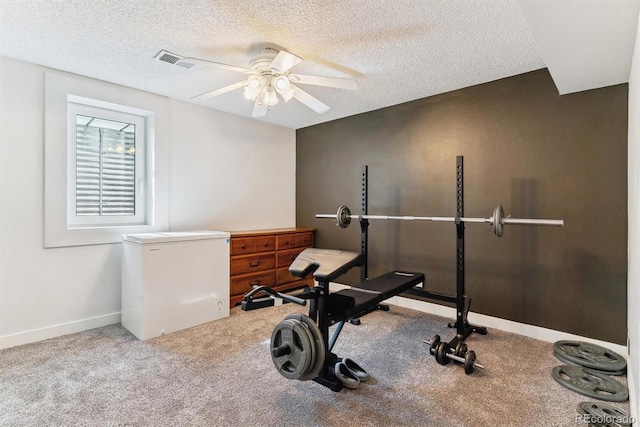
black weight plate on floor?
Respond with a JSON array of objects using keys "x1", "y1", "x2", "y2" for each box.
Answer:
[
  {"x1": 552, "y1": 365, "x2": 628, "y2": 402},
  {"x1": 270, "y1": 319, "x2": 314, "y2": 380},
  {"x1": 577, "y1": 402, "x2": 631, "y2": 427},
  {"x1": 554, "y1": 341, "x2": 626, "y2": 372},
  {"x1": 554, "y1": 350, "x2": 627, "y2": 376},
  {"x1": 285, "y1": 313, "x2": 325, "y2": 381}
]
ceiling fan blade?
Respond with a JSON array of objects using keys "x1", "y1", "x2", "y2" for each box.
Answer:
[
  {"x1": 291, "y1": 85, "x2": 330, "y2": 114},
  {"x1": 288, "y1": 74, "x2": 358, "y2": 91},
  {"x1": 190, "y1": 80, "x2": 248, "y2": 101},
  {"x1": 252, "y1": 93, "x2": 268, "y2": 117},
  {"x1": 179, "y1": 57, "x2": 253, "y2": 74},
  {"x1": 270, "y1": 50, "x2": 303, "y2": 74}
]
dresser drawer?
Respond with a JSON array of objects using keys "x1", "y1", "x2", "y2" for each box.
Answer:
[
  {"x1": 254, "y1": 236, "x2": 276, "y2": 252},
  {"x1": 231, "y1": 236, "x2": 276, "y2": 255},
  {"x1": 276, "y1": 247, "x2": 307, "y2": 268},
  {"x1": 230, "y1": 253, "x2": 275, "y2": 275},
  {"x1": 231, "y1": 237, "x2": 255, "y2": 256},
  {"x1": 295, "y1": 232, "x2": 313, "y2": 248},
  {"x1": 276, "y1": 234, "x2": 296, "y2": 250},
  {"x1": 231, "y1": 271, "x2": 275, "y2": 296}
]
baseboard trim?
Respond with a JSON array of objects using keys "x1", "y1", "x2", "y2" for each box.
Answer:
[
  {"x1": 332, "y1": 283, "x2": 628, "y2": 358},
  {"x1": 0, "y1": 288, "x2": 629, "y2": 366},
  {"x1": 0, "y1": 312, "x2": 121, "y2": 350}
]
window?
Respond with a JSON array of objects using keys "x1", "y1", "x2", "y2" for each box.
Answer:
[
  {"x1": 44, "y1": 72, "x2": 169, "y2": 248},
  {"x1": 67, "y1": 99, "x2": 147, "y2": 228}
]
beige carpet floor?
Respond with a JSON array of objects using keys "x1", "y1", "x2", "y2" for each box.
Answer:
[{"x1": 0, "y1": 303, "x2": 631, "y2": 426}]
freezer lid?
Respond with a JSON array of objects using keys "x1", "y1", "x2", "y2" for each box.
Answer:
[{"x1": 122, "y1": 230, "x2": 230, "y2": 244}]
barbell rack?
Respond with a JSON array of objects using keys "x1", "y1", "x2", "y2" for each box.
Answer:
[{"x1": 317, "y1": 156, "x2": 563, "y2": 349}]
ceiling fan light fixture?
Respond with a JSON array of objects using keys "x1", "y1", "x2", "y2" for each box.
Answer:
[
  {"x1": 247, "y1": 75, "x2": 265, "y2": 92},
  {"x1": 273, "y1": 76, "x2": 294, "y2": 102},
  {"x1": 243, "y1": 86, "x2": 258, "y2": 100},
  {"x1": 263, "y1": 86, "x2": 279, "y2": 106},
  {"x1": 281, "y1": 87, "x2": 295, "y2": 102},
  {"x1": 274, "y1": 75, "x2": 290, "y2": 92}
]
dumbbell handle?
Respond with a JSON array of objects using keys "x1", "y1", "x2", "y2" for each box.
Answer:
[{"x1": 446, "y1": 352, "x2": 485, "y2": 369}]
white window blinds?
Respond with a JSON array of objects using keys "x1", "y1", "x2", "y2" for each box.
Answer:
[{"x1": 75, "y1": 115, "x2": 136, "y2": 216}]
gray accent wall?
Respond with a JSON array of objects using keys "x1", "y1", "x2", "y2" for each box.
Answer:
[{"x1": 296, "y1": 69, "x2": 628, "y2": 344}]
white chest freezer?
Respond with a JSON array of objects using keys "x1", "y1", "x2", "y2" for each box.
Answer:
[{"x1": 121, "y1": 231, "x2": 230, "y2": 340}]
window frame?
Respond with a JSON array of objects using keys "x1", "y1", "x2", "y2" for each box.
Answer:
[
  {"x1": 44, "y1": 71, "x2": 170, "y2": 248},
  {"x1": 67, "y1": 101, "x2": 147, "y2": 228}
]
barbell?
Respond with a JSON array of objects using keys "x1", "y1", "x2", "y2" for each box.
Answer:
[{"x1": 316, "y1": 205, "x2": 564, "y2": 237}]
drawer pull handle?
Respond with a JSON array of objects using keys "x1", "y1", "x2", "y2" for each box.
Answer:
[
  {"x1": 249, "y1": 260, "x2": 261, "y2": 267},
  {"x1": 284, "y1": 240, "x2": 289, "y2": 244},
  {"x1": 264, "y1": 242, "x2": 269, "y2": 247},
  {"x1": 241, "y1": 244, "x2": 246, "y2": 249},
  {"x1": 303, "y1": 238, "x2": 307, "y2": 243},
  {"x1": 249, "y1": 280, "x2": 261, "y2": 286}
]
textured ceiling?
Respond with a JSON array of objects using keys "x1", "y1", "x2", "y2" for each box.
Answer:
[{"x1": 0, "y1": 1, "x2": 558, "y2": 129}]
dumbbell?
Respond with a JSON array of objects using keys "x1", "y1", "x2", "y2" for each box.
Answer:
[{"x1": 424, "y1": 335, "x2": 485, "y2": 374}]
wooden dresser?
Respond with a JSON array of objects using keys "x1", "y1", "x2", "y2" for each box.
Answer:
[{"x1": 229, "y1": 227, "x2": 315, "y2": 307}]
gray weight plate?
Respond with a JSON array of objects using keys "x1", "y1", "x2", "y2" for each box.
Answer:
[
  {"x1": 577, "y1": 402, "x2": 631, "y2": 427},
  {"x1": 554, "y1": 349, "x2": 627, "y2": 376},
  {"x1": 336, "y1": 205, "x2": 351, "y2": 228},
  {"x1": 552, "y1": 365, "x2": 628, "y2": 402},
  {"x1": 270, "y1": 319, "x2": 314, "y2": 380},
  {"x1": 554, "y1": 341, "x2": 626, "y2": 372},
  {"x1": 493, "y1": 205, "x2": 504, "y2": 237},
  {"x1": 294, "y1": 321, "x2": 317, "y2": 381},
  {"x1": 285, "y1": 313, "x2": 325, "y2": 381}
]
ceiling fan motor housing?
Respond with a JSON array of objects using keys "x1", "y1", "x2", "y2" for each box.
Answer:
[{"x1": 250, "y1": 48, "x2": 279, "y2": 72}]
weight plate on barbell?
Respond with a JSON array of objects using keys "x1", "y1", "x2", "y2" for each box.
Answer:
[
  {"x1": 493, "y1": 205, "x2": 504, "y2": 237},
  {"x1": 270, "y1": 319, "x2": 315, "y2": 380},
  {"x1": 435, "y1": 342, "x2": 451, "y2": 365},
  {"x1": 336, "y1": 205, "x2": 351, "y2": 228},
  {"x1": 454, "y1": 341, "x2": 467, "y2": 358},
  {"x1": 429, "y1": 334, "x2": 440, "y2": 356},
  {"x1": 551, "y1": 365, "x2": 628, "y2": 402},
  {"x1": 285, "y1": 313, "x2": 325, "y2": 381},
  {"x1": 464, "y1": 350, "x2": 476, "y2": 375},
  {"x1": 554, "y1": 341, "x2": 627, "y2": 373},
  {"x1": 577, "y1": 402, "x2": 631, "y2": 427}
]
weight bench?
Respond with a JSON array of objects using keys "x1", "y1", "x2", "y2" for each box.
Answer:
[
  {"x1": 326, "y1": 271, "x2": 424, "y2": 321},
  {"x1": 286, "y1": 247, "x2": 425, "y2": 391}
]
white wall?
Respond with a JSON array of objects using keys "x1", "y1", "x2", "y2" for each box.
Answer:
[
  {"x1": 0, "y1": 57, "x2": 296, "y2": 348},
  {"x1": 168, "y1": 100, "x2": 295, "y2": 231},
  {"x1": 628, "y1": 7, "x2": 640, "y2": 419}
]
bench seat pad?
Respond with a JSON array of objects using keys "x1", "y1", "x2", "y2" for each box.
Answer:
[{"x1": 327, "y1": 271, "x2": 425, "y2": 320}]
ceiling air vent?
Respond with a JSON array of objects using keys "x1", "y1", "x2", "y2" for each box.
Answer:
[{"x1": 154, "y1": 50, "x2": 194, "y2": 69}]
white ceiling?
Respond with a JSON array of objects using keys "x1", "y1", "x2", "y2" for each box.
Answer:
[
  {"x1": 0, "y1": 1, "x2": 638, "y2": 129},
  {"x1": 518, "y1": 0, "x2": 639, "y2": 95}
]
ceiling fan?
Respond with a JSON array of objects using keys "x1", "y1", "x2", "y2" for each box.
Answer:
[{"x1": 156, "y1": 48, "x2": 358, "y2": 118}]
